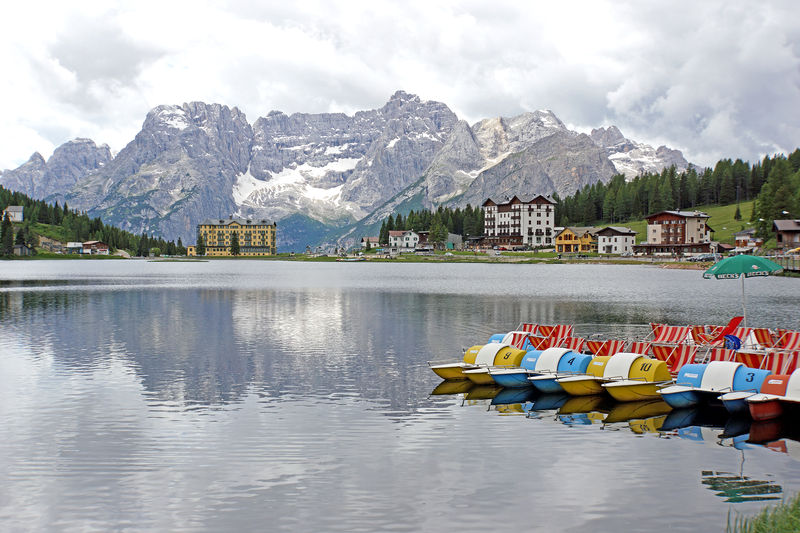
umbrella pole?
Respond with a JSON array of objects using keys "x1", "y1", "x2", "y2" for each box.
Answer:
[{"x1": 741, "y1": 274, "x2": 747, "y2": 328}]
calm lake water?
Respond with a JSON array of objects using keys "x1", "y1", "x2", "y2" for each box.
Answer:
[{"x1": 1, "y1": 260, "x2": 799, "y2": 532}]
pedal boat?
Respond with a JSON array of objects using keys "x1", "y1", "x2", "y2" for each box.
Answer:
[
  {"x1": 462, "y1": 344, "x2": 526, "y2": 384},
  {"x1": 747, "y1": 369, "x2": 800, "y2": 421},
  {"x1": 658, "y1": 362, "x2": 770, "y2": 411},
  {"x1": 481, "y1": 348, "x2": 548, "y2": 388},
  {"x1": 527, "y1": 350, "x2": 594, "y2": 393},
  {"x1": 428, "y1": 344, "x2": 485, "y2": 380},
  {"x1": 556, "y1": 353, "x2": 642, "y2": 397},
  {"x1": 601, "y1": 356, "x2": 671, "y2": 401}
]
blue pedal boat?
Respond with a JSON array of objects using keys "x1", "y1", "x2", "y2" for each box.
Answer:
[
  {"x1": 487, "y1": 349, "x2": 545, "y2": 388},
  {"x1": 658, "y1": 361, "x2": 770, "y2": 411},
  {"x1": 527, "y1": 351, "x2": 594, "y2": 393},
  {"x1": 719, "y1": 367, "x2": 773, "y2": 415}
]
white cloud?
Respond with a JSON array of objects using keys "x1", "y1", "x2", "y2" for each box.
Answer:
[{"x1": 0, "y1": 0, "x2": 798, "y2": 170}]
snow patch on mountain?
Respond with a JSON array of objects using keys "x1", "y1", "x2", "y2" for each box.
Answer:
[
  {"x1": 234, "y1": 157, "x2": 360, "y2": 206},
  {"x1": 590, "y1": 126, "x2": 689, "y2": 179},
  {"x1": 155, "y1": 105, "x2": 190, "y2": 130}
]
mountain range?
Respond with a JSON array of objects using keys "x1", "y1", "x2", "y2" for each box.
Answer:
[{"x1": 0, "y1": 91, "x2": 689, "y2": 251}]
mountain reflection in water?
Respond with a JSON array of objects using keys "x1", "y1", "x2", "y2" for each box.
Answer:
[{"x1": 3, "y1": 261, "x2": 800, "y2": 532}]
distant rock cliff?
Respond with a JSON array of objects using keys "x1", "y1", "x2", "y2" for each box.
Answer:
[
  {"x1": 590, "y1": 125, "x2": 689, "y2": 178},
  {"x1": 0, "y1": 139, "x2": 111, "y2": 200}
]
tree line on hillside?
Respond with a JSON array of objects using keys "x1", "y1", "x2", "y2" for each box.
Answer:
[
  {"x1": 556, "y1": 149, "x2": 800, "y2": 229},
  {"x1": 0, "y1": 186, "x2": 185, "y2": 256},
  {"x1": 377, "y1": 205, "x2": 485, "y2": 245},
  {"x1": 375, "y1": 149, "x2": 800, "y2": 242}
]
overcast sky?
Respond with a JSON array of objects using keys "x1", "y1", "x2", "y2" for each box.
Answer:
[{"x1": 1, "y1": 0, "x2": 798, "y2": 170}]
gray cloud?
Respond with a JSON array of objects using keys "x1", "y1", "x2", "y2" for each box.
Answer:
[{"x1": 1, "y1": 0, "x2": 798, "y2": 169}]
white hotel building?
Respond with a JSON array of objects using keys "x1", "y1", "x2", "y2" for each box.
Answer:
[{"x1": 482, "y1": 195, "x2": 557, "y2": 248}]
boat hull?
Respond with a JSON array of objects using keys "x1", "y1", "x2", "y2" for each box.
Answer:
[
  {"x1": 719, "y1": 391, "x2": 754, "y2": 416},
  {"x1": 557, "y1": 377, "x2": 605, "y2": 396},
  {"x1": 464, "y1": 368, "x2": 495, "y2": 385},
  {"x1": 749, "y1": 398, "x2": 784, "y2": 421},
  {"x1": 603, "y1": 381, "x2": 662, "y2": 402},
  {"x1": 430, "y1": 362, "x2": 474, "y2": 380},
  {"x1": 528, "y1": 375, "x2": 564, "y2": 394},
  {"x1": 491, "y1": 370, "x2": 533, "y2": 388},
  {"x1": 658, "y1": 386, "x2": 702, "y2": 409}
]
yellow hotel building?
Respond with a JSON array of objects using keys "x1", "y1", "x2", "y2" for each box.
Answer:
[{"x1": 187, "y1": 217, "x2": 277, "y2": 256}]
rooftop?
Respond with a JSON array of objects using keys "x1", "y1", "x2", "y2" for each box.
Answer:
[
  {"x1": 200, "y1": 217, "x2": 275, "y2": 226},
  {"x1": 774, "y1": 219, "x2": 800, "y2": 232},
  {"x1": 482, "y1": 194, "x2": 556, "y2": 206},
  {"x1": 597, "y1": 226, "x2": 637, "y2": 235},
  {"x1": 647, "y1": 210, "x2": 710, "y2": 219}
]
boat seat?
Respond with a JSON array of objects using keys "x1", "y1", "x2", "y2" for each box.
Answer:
[
  {"x1": 602, "y1": 353, "x2": 641, "y2": 379},
  {"x1": 698, "y1": 361, "x2": 742, "y2": 392},
  {"x1": 534, "y1": 347, "x2": 570, "y2": 373}
]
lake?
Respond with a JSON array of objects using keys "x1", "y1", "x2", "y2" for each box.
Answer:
[{"x1": 1, "y1": 260, "x2": 799, "y2": 532}]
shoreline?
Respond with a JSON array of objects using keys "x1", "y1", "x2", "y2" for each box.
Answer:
[
  {"x1": 2, "y1": 252, "x2": 717, "y2": 270},
  {"x1": 6, "y1": 252, "x2": 797, "y2": 275}
]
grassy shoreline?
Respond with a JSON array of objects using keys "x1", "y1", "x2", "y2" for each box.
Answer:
[{"x1": 727, "y1": 493, "x2": 800, "y2": 533}]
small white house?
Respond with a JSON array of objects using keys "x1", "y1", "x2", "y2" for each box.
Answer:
[
  {"x1": 360, "y1": 236, "x2": 380, "y2": 249},
  {"x1": 2, "y1": 205, "x2": 23, "y2": 222},
  {"x1": 388, "y1": 230, "x2": 419, "y2": 250},
  {"x1": 596, "y1": 226, "x2": 637, "y2": 254}
]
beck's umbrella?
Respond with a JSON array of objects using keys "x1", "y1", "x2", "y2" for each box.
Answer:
[{"x1": 703, "y1": 255, "x2": 783, "y2": 327}]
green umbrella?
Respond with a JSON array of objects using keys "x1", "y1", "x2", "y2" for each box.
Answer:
[{"x1": 703, "y1": 255, "x2": 783, "y2": 327}]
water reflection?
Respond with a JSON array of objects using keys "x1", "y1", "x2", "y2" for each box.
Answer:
[
  {"x1": 3, "y1": 262, "x2": 800, "y2": 532},
  {"x1": 438, "y1": 376, "x2": 800, "y2": 463},
  {"x1": 701, "y1": 470, "x2": 782, "y2": 503}
]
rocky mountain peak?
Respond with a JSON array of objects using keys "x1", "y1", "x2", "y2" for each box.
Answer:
[
  {"x1": 589, "y1": 125, "x2": 689, "y2": 178},
  {"x1": 590, "y1": 126, "x2": 627, "y2": 149},
  {"x1": 25, "y1": 152, "x2": 46, "y2": 166},
  {"x1": 0, "y1": 140, "x2": 112, "y2": 201},
  {"x1": 389, "y1": 90, "x2": 418, "y2": 103},
  {"x1": 473, "y1": 109, "x2": 568, "y2": 161},
  {"x1": 421, "y1": 119, "x2": 484, "y2": 204},
  {"x1": 656, "y1": 145, "x2": 690, "y2": 169},
  {"x1": 144, "y1": 104, "x2": 191, "y2": 131}
]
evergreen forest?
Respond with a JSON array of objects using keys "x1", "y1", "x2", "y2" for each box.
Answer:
[
  {"x1": 378, "y1": 148, "x2": 800, "y2": 243},
  {"x1": 0, "y1": 186, "x2": 186, "y2": 257}
]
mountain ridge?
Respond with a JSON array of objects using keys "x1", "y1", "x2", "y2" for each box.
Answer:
[{"x1": 0, "y1": 92, "x2": 689, "y2": 250}]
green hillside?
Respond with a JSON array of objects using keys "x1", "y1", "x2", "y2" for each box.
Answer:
[{"x1": 602, "y1": 201, "x2": 755, "y2": 245}]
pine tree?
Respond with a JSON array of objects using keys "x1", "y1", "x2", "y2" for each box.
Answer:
[
  {"x1": 230, "y1": 232, "x2": 240, "y2": 256},
  {"x1": 379, "y1": 220, "x2": 388, "y2": 244},
  {"x1": 1, "y1": 213, "x2": 13, "y2": 255},
  {"x1": 429, "y1": 213, "x2": 448, "y2": 248},
  {"x1": 197, "y1": 235, "x2": 206, "y2": 256},
  {"x1": 462, "y1": 210, "x2": 476, "y2": 237},
  {"x1": 602, "y1": 190, "x2": 616, "y2": 222}
]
